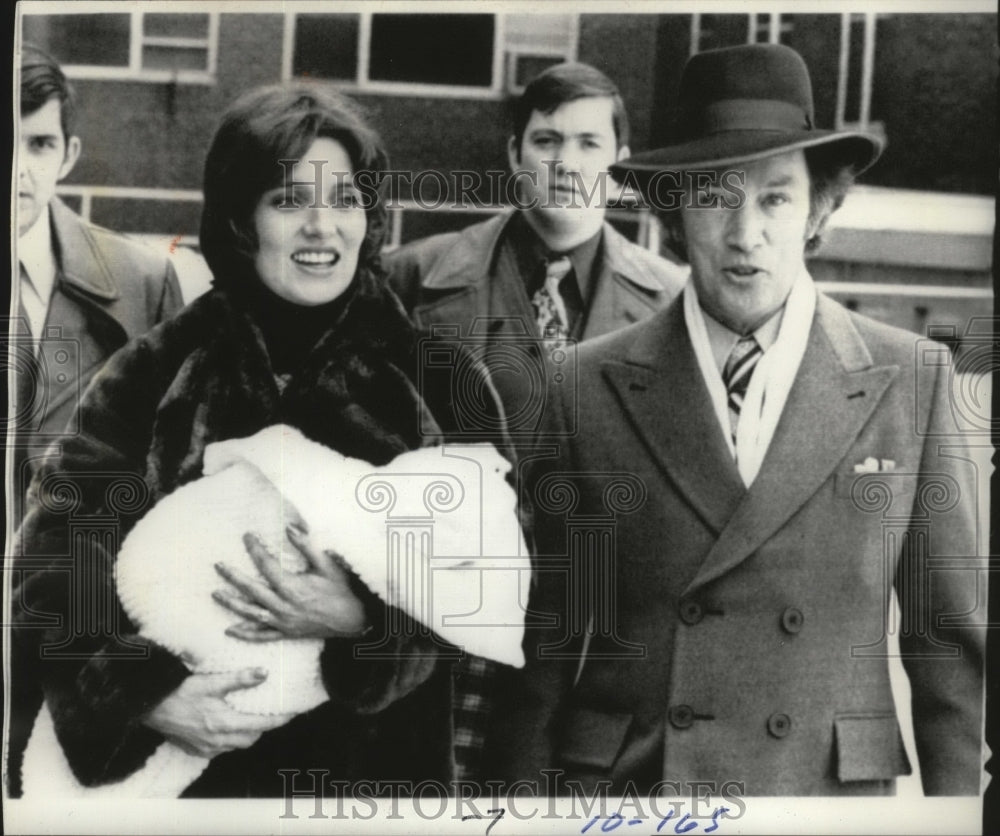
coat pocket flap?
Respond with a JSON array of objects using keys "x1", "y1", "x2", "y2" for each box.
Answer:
[
  {"x1": 835, "y1": 714, "x2": 913, "y2": 782},
  {"x1": 558, "y1": 708, "x2": 632, "y2": 770}
]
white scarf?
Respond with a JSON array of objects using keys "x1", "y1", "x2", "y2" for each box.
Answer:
[{"x1": 683, "y1": 270, "x2": 816, "y2": 486}]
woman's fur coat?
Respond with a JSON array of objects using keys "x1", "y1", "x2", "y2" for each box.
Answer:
[{"x1": 12, "y1": 275, "x2": 507, "y2": 797}]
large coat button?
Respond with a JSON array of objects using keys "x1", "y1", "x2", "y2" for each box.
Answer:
[
  {"x1": 668, "y1": 705, "x2": 695, "y2": 729},
  {"x1": 767, "y1": 712, "x2": 792, "y2": 738},
  {"x1": 780, "y1": 607, "x2": 805, "y2": 634},
  {"x1": 679, "y1": 600, "x2": 704, "y2": 625}
]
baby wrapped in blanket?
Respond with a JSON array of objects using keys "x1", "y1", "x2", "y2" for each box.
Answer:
[{"x1": 23, "y1": 425, "x2": 530, "y2": 797}]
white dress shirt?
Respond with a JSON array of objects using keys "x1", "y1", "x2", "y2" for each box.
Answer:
[{"x1": 17, "y1": 207, "x2": 58, "y2": 353}]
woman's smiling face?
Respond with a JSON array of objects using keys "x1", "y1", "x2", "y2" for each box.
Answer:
[{"x1": 252, "y1": 137, "x2": 367, "y2": 306}]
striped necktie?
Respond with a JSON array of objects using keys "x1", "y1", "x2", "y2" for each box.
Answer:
[
  {"x1": 531, "y1": 256, "x2": 572, "y2": 347},
  {"x1": 723, "y1": 336, "x2": 763, "y2": 441}
]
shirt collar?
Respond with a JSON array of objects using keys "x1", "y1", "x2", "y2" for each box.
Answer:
[
  {"x1": 507, "y1": 211, "x2": 603, "y2": 302},
  {"x1": 699, "y1": 297, "x2": 785, "y2": 376},
  {"x1": 18, "y1": 205, "x2": 58, "y2": 304}
]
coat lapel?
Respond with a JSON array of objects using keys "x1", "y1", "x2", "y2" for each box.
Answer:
[
  {"x1": 685, "y1": 296, "x2": 900, "y2": 593},
  {"x1": 411, "y1": 213, "x2": 510, "y2": 341},
  {"x1": 38, "y1": 286, "x2": 125, "y2": 420},
  {"x1": 583, "y1": 271, "x2": 662, "y2": 338},
  {"x1": 583, "y1": 226, "x2": 670, "y2": 339},
  {"x1": 49, "y1": 197, "x2": 121, "y2": 302},
  {"x1": 602, "y1": 301, "x2": 745, "y2": 534}
]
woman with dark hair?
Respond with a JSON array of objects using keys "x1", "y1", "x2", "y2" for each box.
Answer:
[{"x1": 12, "y1": 83, "x2": 509, "y2": 797}]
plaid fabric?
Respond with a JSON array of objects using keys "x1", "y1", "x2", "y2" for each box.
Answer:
[{"x1": 451, "y1": 654, "x2": 499, "y2": 783}]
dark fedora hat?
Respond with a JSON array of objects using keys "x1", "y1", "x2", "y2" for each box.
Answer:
[{"x1": 613, "y1": 43, "x2": 883, "y2": 178}]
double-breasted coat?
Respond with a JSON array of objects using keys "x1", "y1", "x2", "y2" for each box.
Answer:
[{"x1": 488, "y1": 293, "x2": 985, "y2": 796}]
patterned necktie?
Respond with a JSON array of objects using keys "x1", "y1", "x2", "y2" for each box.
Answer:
[
  {"x1": 722, "y1": 336, "x2": 763, "y2": 441},
  {"x1": 531, "y1": 256, "x2": 572, "y2": 347}
]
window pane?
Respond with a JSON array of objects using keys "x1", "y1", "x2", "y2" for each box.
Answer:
[
  {"x1": 512, "y1": 54, "x2": 563, "y2": 88},
  {"x1": 784, "y1": 14, "x2": 842, "y2": 129},
  {"x1": 22, "y1": 14, "x2": 130, "y2": 67},
  {"x1": 143, "y1": 13, "x2": 209, "y2": 39},
  {"x1": 843, "y1": 16, "x2": 867, "y2": 123},
  {"x1": 750, "y1": 14, "x2": 770, "y2": 44},
  {"x1": 142, "y1": 45, "x2": 209, "y2": 72},
  {"x1": 293, "y1": 14, "x2": 359, "y2": 80},
  {"x1": 369, "y1": 14, "x2": 494, "y2": 87}
]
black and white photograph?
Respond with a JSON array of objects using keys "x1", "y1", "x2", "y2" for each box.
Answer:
[{"x1": 4, "y1": 1, "x2": 996, "y2": 834}]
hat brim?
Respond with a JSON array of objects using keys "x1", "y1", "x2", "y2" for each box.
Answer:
[{"x1": 612, "y1": 129, "x2": 883, "y2": 182}]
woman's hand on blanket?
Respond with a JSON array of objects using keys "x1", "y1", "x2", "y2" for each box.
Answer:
[
  {"x1": 213, "y1": 523, "x2": 369, "y2": 641},
  {"x1": 142, "y1": 668, "x2": 292, "y2": 758}
]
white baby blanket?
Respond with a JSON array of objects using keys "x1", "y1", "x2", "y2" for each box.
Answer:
[{"x1": 22, "y1": 426, "x2": 530, "y2": 797}]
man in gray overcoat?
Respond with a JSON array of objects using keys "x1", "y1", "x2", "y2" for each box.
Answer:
[{"x1": 488, "y1": 43, "x2": 985, "y2": 798}]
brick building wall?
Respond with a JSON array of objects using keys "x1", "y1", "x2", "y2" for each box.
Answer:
[{"x1": 19, "y1": 5, "x2": 996, "y2": 344}]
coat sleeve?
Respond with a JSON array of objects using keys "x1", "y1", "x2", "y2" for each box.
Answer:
[
  {"x1": 13, "y1": 338, "x2": 191, "y2": 787},
  {"x1": 897, "y1": 357, "x2": 986, "y2": 795}
]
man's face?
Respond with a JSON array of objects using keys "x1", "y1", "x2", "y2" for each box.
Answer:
[
  {"x1": 508, "y1": 96, "x2": 627, "y2": 238},
  {"x1": 18, "y1": 98, "x2": 80, "y2": 237},
  {"x1": 682, "y1": 149, "x2": 815, "y2": 334}
]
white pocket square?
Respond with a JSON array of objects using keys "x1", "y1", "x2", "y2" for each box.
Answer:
[{"x1": 854, "y1": 456, "x2": 895, "y2": 473}]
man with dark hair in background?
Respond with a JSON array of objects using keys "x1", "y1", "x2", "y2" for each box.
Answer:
[
  {"x1": 385, "y1": 61, "x2": 686, "y2": 432},
  {"x1": 384, "y1": 61, "x2": 686, "y2": 785},
  {"x1": 12, "y1": 44, "x2": 183, "y2": 524},
  {"x1": 7, "y1": 44, "x2": 183, "y2": 796}
]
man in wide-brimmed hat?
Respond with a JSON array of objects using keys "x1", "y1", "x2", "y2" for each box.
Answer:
[{"x1": 488, "y1": 44, "x2": 984, "y2": 797}]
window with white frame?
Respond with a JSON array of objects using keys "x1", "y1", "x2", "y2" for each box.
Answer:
[
  {"x1": 21, "y1": 11, "x2": 218, "y2": 83},
  {"x1": 748, "y1": 13, "x2": 793, "y2": 45},
  {"x1": 288, "y1": 12, "x2": 577, "y2": 97}
]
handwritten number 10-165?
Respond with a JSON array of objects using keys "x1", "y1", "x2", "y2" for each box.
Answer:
[{"x1": 580, "y1": 806, "x2": 730, "y2": 834}]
